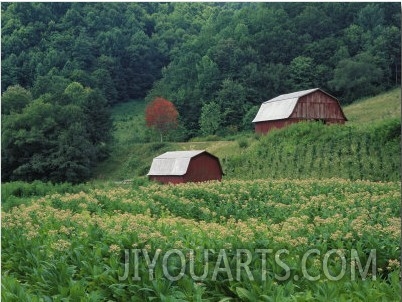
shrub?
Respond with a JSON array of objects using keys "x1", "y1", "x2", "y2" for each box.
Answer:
[
  {"x1": 190, "y1": 135, "x2": 221, "y2": 142},
  {"x1": 237, "y1": 138, "x2": 249, "y2": 149},
  {"x1": 148, "y1": 142, "x2": 168, "y2": 152}
]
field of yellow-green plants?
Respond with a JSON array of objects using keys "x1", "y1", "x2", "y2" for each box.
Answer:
[{"x1": 2, "y1": 178, "x2": 401, "y2": 301}]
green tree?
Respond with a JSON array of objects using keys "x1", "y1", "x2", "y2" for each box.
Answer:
[
  {"x1": 63, "y1": 81, "x2": 88, "y2": 104},
  {"x1": 1, "y1": 85, "x2": 32, "y2": 114},
  {"x1": 216, "y1": 79, "x2": 247, "y2": 130},
  {"x1": 1, "y1": 79, "x2": 112, "y2": 183},
  {"x1": 2, "y1": 99, "x2": 57, "y2": 181},
  {"x1": 82, "y1": 89, "x2": 112, "y2": 159},
  {"x1": 370, "y1": 25, "x2": 401, "y2": 86},
  {"x1": 196, "y1": 55, "x2": 221, "y2": 101},
  {"x1": 1, "y1": 2, "x2": 400, "y2": 143},
  {"x1": 329, "y1": 52, "x2": 383, "y2": 103},
  {"x1": 288, "y1": 56, "x2": 316, "y2": 90},
  {"x1": 31, "y1": 74, "x2": 71, "y2": 99},
  {"x1": 343, "y1": 24, "x2": 365, "y2": 56},
  {"x1": 48, "y1": 119, "x2": 95, "y2": 182},
  {"x1": 199, "y1": 101, "x2": 221, "y2": 135},
  {"x1": 242, "y1": 106, "x2": 259, "y2": 131},
  {"x1": 295, "y1": 5, "x2": 332, "y2": 39},
  {"x1": 356, "y1": 4, "x2": 385, "y2": 31}
]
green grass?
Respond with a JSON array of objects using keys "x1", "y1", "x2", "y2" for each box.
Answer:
[
  {"x1": 110, "y1": 99, "x2": 151, "y2": 145},
  {"x1": 343, "y1": 87, "x2": 401, "y2": 126}
]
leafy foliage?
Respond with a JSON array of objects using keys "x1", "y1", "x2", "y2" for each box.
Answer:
[
  {"x1": 199, "y1": 101, "x2": 221, "y2": 136},
  {"x1": 146, "y1": 2, "x2": 400, "y2": 135},
  {"x1": 2, "y1": 3, "x2": 400, "y2": 138},
  {"x1": 1, "y1": 83, "x2": 112, "y2": 183},
  {"x1": 223, "y1": 120, "x2": 400, "y2": 182},
  {"x1": 329, "y1": 52, "x2": 384, "y2": 103},
  {"x1": 1, "y1": 2, "x2": 167, "y2": 103},
  {"x1": 2, "y1": 179, "x2": 400, "y2": 300},
  {"x1": 1, "y1": 85, "x2": 33, "y2": 114}
]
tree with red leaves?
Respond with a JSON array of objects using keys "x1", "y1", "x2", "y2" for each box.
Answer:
[{"x1": 145, "y1": 97, "x2": 179, "y2": 142}]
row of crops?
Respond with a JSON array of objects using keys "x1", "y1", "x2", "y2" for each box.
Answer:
[
  {"x1": 224, "y1": 120, "x2": 401, "y2": 182},
  {"x1": 2, "y1": 178, "x2": 400, "y2": 301}
]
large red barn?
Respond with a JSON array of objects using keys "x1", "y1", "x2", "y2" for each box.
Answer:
[
  {"x1": 147, "y1": 150, "x2": 223, "y2": 184},
  {"x1": 252, "y1": 88, "x2": 347, "y2": 134}
]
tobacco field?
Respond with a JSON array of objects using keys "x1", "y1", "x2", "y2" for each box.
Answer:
[{"x1": 2, "y1": 179, "x2": 400, "y2": 301}]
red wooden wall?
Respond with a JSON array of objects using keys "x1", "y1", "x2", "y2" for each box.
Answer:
[
  {"x1": 255, "y1": 119, "x2": 302, "y2": 134},
  {"x1": 184, "y1": 153, "x2": 222, "y2": 183},
  {"x1": 149, "y1": 175, "x2": 184, "y2": 184},
  {"x1": 291, "y1": 90, "x2": 346, "y2": 121}
]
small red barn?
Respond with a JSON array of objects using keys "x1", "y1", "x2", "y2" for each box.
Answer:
[
  {"x1": 147, "y1": 150, "x2": 223, "y2": 184},
  {"x1": 252, "y1": 88, "x2": 347, "y2": 134}
]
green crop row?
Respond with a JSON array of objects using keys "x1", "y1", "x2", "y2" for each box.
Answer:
[{"x1": 224, "y1": 119, "x2": 401, "y2": 182}]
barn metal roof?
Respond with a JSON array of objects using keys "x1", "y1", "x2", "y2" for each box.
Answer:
[
  {"x1": 252, "y1": 88, "x2": 320, "y2": 123},
  {"x1": 147, "y1": 150, "x2": 205, "y2": 176}
]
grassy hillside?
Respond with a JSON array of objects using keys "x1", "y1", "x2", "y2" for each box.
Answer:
[
  {"x1": 95, "y1": 88, "x2": 401, "y2": 181},
  {"x1": 343, "y1": 88, "x2": 401, "y2": 126},
  {"x1": 95, "y1": 99, "x2": 246, "y2": 180}
]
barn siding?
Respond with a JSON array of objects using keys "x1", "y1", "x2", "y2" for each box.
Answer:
[
  {"x1": 291, "y1": 91, "x2": 346, "y2": 121},
  {"x1": 149, "y1": 175, "x2": 184, "y2": 184},
  {"x1": 255, "y1": 119, "x2": 303, "y2": 134},
  {"x1": 185, "y1": 154, "x2": 222, "y2": 182}
]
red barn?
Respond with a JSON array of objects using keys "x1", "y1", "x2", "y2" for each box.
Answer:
[
  {"x1": 252, "y1": 88, "x2": 347, "y2": 134},
  {"x1": 147, "y1": 150, "x2": 223, "y2": 184}
]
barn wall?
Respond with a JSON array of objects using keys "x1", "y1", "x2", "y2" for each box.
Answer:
[
  {"x1": 149, "y1": 175, "x2": 184, "y2": 184},
  {"x1": 185, "y1": 154, "x2": 222, "y2": 182},
  {"x1": 291, "y1": 90, "x2": 346, "y2": 121},
  {"x1": 255, "y1": 119, "x2": 303, "y2": 134}
]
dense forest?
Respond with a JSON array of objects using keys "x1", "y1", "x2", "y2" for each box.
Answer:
[{"x1": 1, "y1": 2, "x2": 401, "y2": 182}]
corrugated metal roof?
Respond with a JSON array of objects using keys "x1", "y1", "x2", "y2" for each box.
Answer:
[
  {"x1": 265, "y1": 88, "x2": 319, "y2": 103},
  {"x1": 252, "y1": 88, "x2": 319, "y2": 123},
  {"x1": 147, "y1": 150, "x2": 205, "y2": 176},
  {"x1": 252, "y1": 98, "x2": 299, "y2": 122}
]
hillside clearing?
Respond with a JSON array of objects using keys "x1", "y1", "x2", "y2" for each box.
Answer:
[
  {"x1": 343, "y1": 87, "x2": 401, "y2": 126},
  {"x1": 95, "y1": 88, "x2": 401, "y2": 181}
]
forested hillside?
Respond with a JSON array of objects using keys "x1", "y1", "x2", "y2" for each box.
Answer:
[{"x1": 2, "y1": 2, "x2": 400, "y2": 182}]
